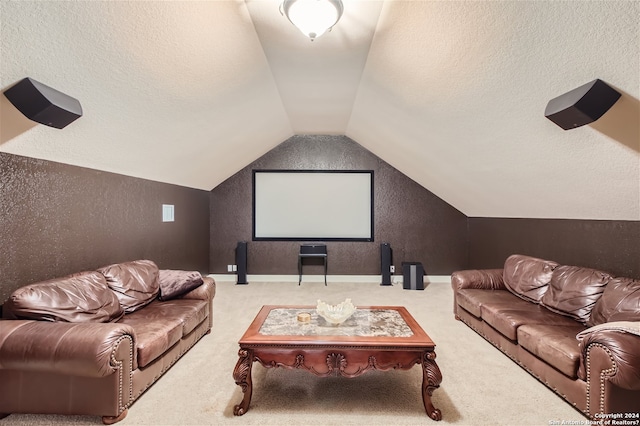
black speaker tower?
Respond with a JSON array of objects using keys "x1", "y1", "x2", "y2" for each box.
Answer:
[
  {"x1": 236, "y1": 241, "x2": 248, "y2": 285},
  {"x1": 380, "y1": 242, "x2": 392, "y2": 286}
]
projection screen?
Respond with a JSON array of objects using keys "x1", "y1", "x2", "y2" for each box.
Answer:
[{"x1": 252, "y1": 170, "x2": 374, "y2": 241}]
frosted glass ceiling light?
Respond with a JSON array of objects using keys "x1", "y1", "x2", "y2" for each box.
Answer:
[{"x1": 281, "y1": 0, "x2": 344, "y2": 41}]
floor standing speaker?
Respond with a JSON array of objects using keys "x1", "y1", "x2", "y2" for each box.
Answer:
[
  {"x1": 236, "y1": 241, "x2": 248, "y2": 285},
  {"x1": 380, "y1": 243, "x2": 392, "y2": 286}
]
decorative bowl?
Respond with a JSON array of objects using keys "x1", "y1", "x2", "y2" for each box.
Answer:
[{"x1": 316, "y1": 298, "x2": 356, "y2": 325}]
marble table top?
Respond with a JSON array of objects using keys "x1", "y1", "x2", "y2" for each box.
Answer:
[{"x1": 258, "y1": 308, "x2": 414, "y2": 337}]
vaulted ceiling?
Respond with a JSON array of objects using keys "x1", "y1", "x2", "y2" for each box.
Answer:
[{"x1": 1, "y1": 1, "x2": 638, "y2": 220}]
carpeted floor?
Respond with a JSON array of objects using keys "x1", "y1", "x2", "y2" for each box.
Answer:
[{"x1": 1, "y1": 278, "x2": 588, "y2": 425}]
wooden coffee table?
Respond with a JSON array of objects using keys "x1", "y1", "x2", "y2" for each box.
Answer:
[{"x1": 232, "y1": 305, "x2": 442, "y2": 420}]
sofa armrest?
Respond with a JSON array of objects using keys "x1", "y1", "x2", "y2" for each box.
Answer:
[
  {"x1": 179, "y1": 276, "x2": 215, "y2": 301},
  {"x1": 0, "y1": 319, "x2": 136, "y2": 377},
  {"x1": 578, "y1": 324, "x2": 640, "y2": 391},
  {"x1": 178, "y1": 276, "x2": 215, "y2": 330},
  {"x1": 451, "y1": 269, "x2": 506, "y2": 291}
]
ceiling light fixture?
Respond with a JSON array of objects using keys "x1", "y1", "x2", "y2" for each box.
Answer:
[{"x1": 281, "y1": 0, "x2": 344, "y2": 41}]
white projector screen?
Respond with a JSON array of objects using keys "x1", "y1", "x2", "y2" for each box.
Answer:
[{"x1": 252, "y1": 170, "x2": 374, "y2": 241}]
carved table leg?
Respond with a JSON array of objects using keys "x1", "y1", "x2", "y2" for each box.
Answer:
[
  {"x1": 233, "y1": 348, "x2": 254, "y2": 416},
  {"x1": 422, "y1": 351, "x2": 443, "y2": 421}
]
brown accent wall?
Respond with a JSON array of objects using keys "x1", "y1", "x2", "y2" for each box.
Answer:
[
  {"x1": 210, "y1": 135, "x2": 469, "y2": 276},
  {"x1": 0, "y1": 152, "x2": 210, "y2": 303},
  {"x1": 5, "y1": 139, "x2": 635, "y2": 303},
  {"x1": 468, "y1": 217, "x2": 640, "y2": 279}
]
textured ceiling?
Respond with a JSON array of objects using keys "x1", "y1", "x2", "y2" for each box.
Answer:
[{"x1": 1, "y1": 1, "x2": 639, "y2": 220}]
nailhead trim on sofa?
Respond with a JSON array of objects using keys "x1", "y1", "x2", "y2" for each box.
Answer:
[
  {"x1": 110, "y1": 334, "x2": 134, "y2": 415},
  {"x1": 585, "y1": 342, "x2": 617, "y2": 418},
  {"x1": 458, "y1": 315, "x2": 584, "y2": 414}
]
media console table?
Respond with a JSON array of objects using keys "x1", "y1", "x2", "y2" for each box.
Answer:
[
  {"x1": 298, "y1": 244, "x2": 328, "y2": 285},
  {"x1": 232, "y1": 305, "x2": 443, "y2": 420}
]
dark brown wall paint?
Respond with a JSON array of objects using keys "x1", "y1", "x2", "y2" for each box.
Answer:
[
  {"x1": 468, "y1": 217, "x2": 640, "y2": 279},
  {"x1": 209, "y1": 135, "x2": 469, "y2": 276},
  {"x1": 3, "y1": 137, "x2": 637, "y2": 303},
  {"x1": 0, "y1": 152, "x2": 210, "y2": 303}
]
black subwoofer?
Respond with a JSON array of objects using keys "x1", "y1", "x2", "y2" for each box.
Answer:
[{"x1": 402, "y1": 262, "x2": 425, "y2": 290}]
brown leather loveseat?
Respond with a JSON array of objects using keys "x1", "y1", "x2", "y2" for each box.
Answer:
[
  {"x1": 0, "y1": 259, "x2": 215, "y2": 424},
  {"x1": 451, "y1": 254, "x2": 640, "y2": 419}
]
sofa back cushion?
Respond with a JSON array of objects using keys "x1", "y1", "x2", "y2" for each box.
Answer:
[
  {"x1": 503, "y1": 254, "x2": 559, "y2": 303},
  {"x1": 587, "y1": 277, "x2": 640, "y2": 326},
  {"x1": 98, "y1": 260, "x2": 159, "y2": 313},
  {"x1": 2, "y1": 271, "x2": 124, "y2": 322},
  {"x1": 540, "y1": 265, "x2": 610, "y2": 323}
]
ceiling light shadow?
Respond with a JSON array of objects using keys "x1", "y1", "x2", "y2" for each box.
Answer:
[{"x1": 590, "y1": 91, "x2": 640, "y2": 153}]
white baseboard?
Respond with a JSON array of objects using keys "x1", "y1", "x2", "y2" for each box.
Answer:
[{"x1": 207, "y1": 274, "x2": 451, "y2": 284}]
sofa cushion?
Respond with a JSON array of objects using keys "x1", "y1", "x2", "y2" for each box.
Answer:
[
  {"x1": 481, "y1": 302, "x2": 580, "y2": 341},
  {"x1": 159, "y1": 299, "x2": 209, "y2": 335},
  {"x1": 503, "y1": 254, "x2": 558, "y2": 303},
  {"x1": 517, "y1": 324, "x2": 586, "y2": 378},
  {"x1": 117, "y1": 298, "x2": 208, "y2": 367},
  {"x1": 99, "y1": 260, "x2": 160, "y2": 313},
  {"x1": 456, "y1": 289, "x2": 528, "y2": 318},
  {"x1": 2, "y1": 271, "x2": 124, "y2": 323},
  {"x1": 158, "y1": 269, "x2": 204, "y2": 301},
  {"x1": 540, "y1": 265, "x2": 610, "y2": 324},
  {"x1": 587, "y1": 277, "x2": 640, "y2": 326},
  {"x1": 118, "y1": 304, "x2": 182, "y2": 368}
]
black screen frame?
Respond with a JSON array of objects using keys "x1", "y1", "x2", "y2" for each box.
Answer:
[{"x1": 252, "y1": 169, "x2": 375, "y2": 242}]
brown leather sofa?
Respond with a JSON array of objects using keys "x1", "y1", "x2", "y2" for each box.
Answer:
[
  {"x1": 0, "y1": 259, "x2": 215, "y2": 424},
  {"x1": 452, "y1": 254, "x2": 640, "y2": 420}
]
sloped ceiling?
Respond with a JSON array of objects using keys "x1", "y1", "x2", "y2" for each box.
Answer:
[{"x1": 1, "y1": 1, "x2": 638, "y2": 221}]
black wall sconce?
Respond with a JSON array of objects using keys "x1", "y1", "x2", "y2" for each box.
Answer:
[
  {"x1": 3, "y1": 77, "x2": 83, "y2": 129},
  {"x1": 544, "y1": 79, "x2": 621, "y2": 130}
]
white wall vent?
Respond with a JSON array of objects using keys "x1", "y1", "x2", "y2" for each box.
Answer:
[{"x1": 162, "y1": 204, "x2": 174, "y2": 222}]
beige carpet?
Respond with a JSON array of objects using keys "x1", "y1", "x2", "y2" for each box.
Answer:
[{"x1": 1, "y1": 279, "x2": 587, "y2": 426}]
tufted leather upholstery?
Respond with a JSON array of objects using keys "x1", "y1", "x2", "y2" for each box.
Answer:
[
  {"x1": 0, "y1": 260, "x2": 215, "y2": 424},
  {"x1": 541, "y1": 265, "x2": 610, "y2": 323},
  {"x1": 452, "y1": 255, "x2": 640, "y2": 420},
  {"x1": 588, "y1": 277, "x2": 640, "y2": 326},
  {"x1": 98, "y1": 260, "x2": 160, "y2": 313},
  {"x1": 503, "y1": 254, "x2": 558, "y2": 303},
  {"x1": 2, "y1": 271, "x2": 124, "y2": 323}
]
